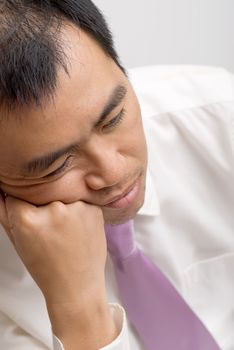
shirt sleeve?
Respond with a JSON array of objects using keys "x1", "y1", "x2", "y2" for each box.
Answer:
[
  {"x1": 52, "y1": 303, "x2": 130, "y2": 350},
  {"x1": 0, "y1": 310, "x2": 50, "y2": 350}
]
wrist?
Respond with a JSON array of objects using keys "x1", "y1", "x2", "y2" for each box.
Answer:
[{"x1": 46, "y1": 290, "x2": 118, "y2": 349}]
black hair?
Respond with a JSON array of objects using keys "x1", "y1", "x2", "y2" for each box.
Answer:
[{"x1": 0, "y1": 0, "x2": 125, "y2": 108}]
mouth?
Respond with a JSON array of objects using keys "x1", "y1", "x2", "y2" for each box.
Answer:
[{"x1": 103, "y1": 175, "x2": 141, "y2": 209}]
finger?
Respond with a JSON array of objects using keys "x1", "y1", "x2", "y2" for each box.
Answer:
[{"x1": 5, "y1": 195, "x2": 37, "y2": 221}]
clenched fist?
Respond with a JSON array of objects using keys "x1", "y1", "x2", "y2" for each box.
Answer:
[
  {"x1": 0, "y1": 193, "x2": 118, "y2": 349},
  {"x1": 0, "y1": 194, "x2": 106, "y2": 302}
]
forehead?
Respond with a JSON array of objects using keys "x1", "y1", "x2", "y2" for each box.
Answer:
[{"x1": 0, "y1": 26, "x2": 126, "y2": 175}]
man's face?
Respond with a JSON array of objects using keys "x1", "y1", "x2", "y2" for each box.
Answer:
[{"x1": 0, "y1": 26, "x2": 147, "y2": 224}]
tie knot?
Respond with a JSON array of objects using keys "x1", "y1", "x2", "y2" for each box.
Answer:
[{"x1": 104, "y1": 220, "x2": 136, "y2": 260}]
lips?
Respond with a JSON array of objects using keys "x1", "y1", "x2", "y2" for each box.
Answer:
[
  {"x1": 105, "y1": 177, "x2": 141, "y2": 210},
  {"x1": 103, "y1": 180, "x2": 137, "y2": 206}
]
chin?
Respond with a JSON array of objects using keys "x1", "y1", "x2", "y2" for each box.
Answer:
[
  {"x1": 102, "y1": 169, "x2": 146, "y2": 225},
  {"x1": 102, "y1": 195, "x2": 145, "y2": 226}
]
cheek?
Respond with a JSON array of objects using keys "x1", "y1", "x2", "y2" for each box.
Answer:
[
  {"x1": 3, "y1": 169, "x2": 85, "y2": 205},
  {"x1": 123, "y1": 91, "x2": 147, "y2": 162},
  {"x1": 126, "y1": 114, "x2": 147, "y2": 162}
]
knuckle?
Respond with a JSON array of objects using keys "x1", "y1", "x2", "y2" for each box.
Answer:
[
  {"x1": 50, "y1": 201, "x2": 66, "y2": 215},
  {"x1": 71, "y1": 200, "x2": 87, "y2": 214},
  {"x1": 75, "y1": 201, "x2": 86, "y2": 209},
  {"x1": 95, "y1": 205, "x2": 103, "y2": 216},
  {"x1": 90, "y1": 205, "x2": 104, "y2": 221},
  {"x1": 19, "y1": 209, "x2": 36, "y2": 228},
  {"x1": 49, "y1": 201, "x2": 68, "y2": 224}
]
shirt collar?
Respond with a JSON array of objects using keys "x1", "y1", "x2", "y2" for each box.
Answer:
[{"x1": 137, "y1": 167, "x2": 160, "y2": 217}]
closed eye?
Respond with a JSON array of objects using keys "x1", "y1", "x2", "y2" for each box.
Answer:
[
  {"x1": 42, "y1": 109, "x2": 126, "y2": 178},
  {"x1": 103, "y1": 108, "x2": 126, "y2": 130},
  {"x1": 43, "y1": 156, "x2": 73, "y2": 178}
]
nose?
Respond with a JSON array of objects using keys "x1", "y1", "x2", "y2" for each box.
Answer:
[{"x1": 84, "y1": 140, "x2": 126, "y2": 191}]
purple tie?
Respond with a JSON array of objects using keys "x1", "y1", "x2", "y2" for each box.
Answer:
[{"x1": 105, "y1": 220, "x2": 220, "y2": 350}]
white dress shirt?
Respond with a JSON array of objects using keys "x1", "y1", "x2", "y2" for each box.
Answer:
[{"x1": 0, "y1": 65, "x2": 233, "y2": 350}]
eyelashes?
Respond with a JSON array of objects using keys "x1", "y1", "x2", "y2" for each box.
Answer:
[
  {"x1": 44, "y1": 108, "x2": 127, "y2": 178},
  {"x1": 103, "y1": 108, "x2": 126, "y2": 130},
  {"x1": 44, "y1": 156, "x2": 73, "y2": 178}
]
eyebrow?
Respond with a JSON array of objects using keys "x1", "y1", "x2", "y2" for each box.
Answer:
[
  {"x1": 94, "y1": 84, "x2": 127, "y2": 127},
  {"x1": 23, "y1": 84, "x2": 127, "y2": 176}
]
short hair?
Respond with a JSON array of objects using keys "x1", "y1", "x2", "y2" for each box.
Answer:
[{"x1": 0, "y1": 0, "x2": 125, "y2": 108}]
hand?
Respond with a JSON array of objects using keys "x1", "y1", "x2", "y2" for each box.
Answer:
[
  {"x1": 0, "y1": 193, "x2": 118, "y2": 349},
  {"x1": 0, "y1": 193, "x2": 107, "y2": 304}
]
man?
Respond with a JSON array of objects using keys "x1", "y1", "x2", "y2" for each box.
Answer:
[{"x1": 0, "y1": 1, "x2": 233, "y2": 349}]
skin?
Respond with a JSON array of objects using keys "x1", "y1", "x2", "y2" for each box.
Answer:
[{"x1": 0, "y1": 24, "x2": 148, "y2": 349}]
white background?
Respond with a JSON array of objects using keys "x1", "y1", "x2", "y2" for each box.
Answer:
[{"x1": 94, "y1": 0, "x2": 234, "y2": 73}]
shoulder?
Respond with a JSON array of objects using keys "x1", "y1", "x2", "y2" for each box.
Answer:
[{"x1": 127, "y1": 65, "x2": 234, "y2": 118}]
